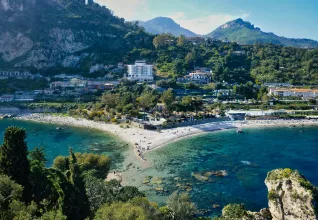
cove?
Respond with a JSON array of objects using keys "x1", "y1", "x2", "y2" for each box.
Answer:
[
  {"x1": 0, "y1": 119, "x2": 129, "y2": 169},
  {"x1": 128, "y1": 126, "x2": 318, "y2": 217}
]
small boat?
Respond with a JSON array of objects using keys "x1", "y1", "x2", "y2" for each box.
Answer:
[
  {"x1": 56, "y1": 127, "x2": 62, "y2": 130},
  {"x1": 236, "y1": 128, "x2": 243, "y2": 133}
]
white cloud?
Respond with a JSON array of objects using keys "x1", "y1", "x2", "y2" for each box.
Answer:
[
  {"x1": 169, "y1": 12, "x2": 250, "y2": 35},
  {"x1": 94, "y1": 0, "x2": 148, "y2": 20}
]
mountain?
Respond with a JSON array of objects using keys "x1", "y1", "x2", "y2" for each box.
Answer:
[
  {"x1": 206, "y1": 18, "x2": 318, "y2": 48},
  {"x1": 137, "y1": 17, "x2": 197, "y2": 37},
  {"x1": 0, "y1": 0, "x2": 153, "y2": 72}
]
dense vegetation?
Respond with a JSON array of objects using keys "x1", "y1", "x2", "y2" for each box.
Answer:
[
  {"x1": 1, "y1": 1, "x2": 317, "y2": 86},
  {"x1": 207, "y1": 19, "x2": 318, "y2": 48},
  {"x1": 130, "y1": 34, "x2": 318, "y2": 85}
]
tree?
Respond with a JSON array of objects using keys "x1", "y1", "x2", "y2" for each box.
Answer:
[
  {"x1": 84, "y1": 175, "x2": 114, "y2": 214},
  {"x1": 76, "y1": 153, "x2": 111, "y2": 179},
  {"x1": 29, "y1": 147, "x2": 47, "y2": 166},
  {"x1": 307, "y1": 60, "x2": 313, "y2": 72},
  {"x1": 137, "y1": 92, "x2": 155, "y2": 120},
  {"x1": 67, "y1": 148, "x2": 90, "y2": 220},
  {"x1": 94, "y1": 198, "x2": 159, "y2": 220},
  {"x1": 161, "y1": 88, "x2": 175, "y2": 114},
  {"x1": 117, "y1": 186, "x2": 145, "y2": 202},
  {"x1": 102, "y1": 93, "x2": 120, "y2": 110},
  {"x1": 94, "y1": 201, "x2": 148, "y2": 220},
  {"x1": 53, "y1": 156, "x2": 69, "y2": 173},
  {"x1": 153, "y1": 34, "x2": 175, "y2": 49},
  {"x1": 185, "y1": 52, "x2": 195, "y2": 67},
  {"x1": 216, "y1": 203, "x2": 250, "y2": 220},
  {"x1": 0, "y1": 174, "x2": 23, "y2": 215},
  {"x1": 0, "y1": 127, "x2": 31, "y2": 201},
  {"x1": 257, "y1": 86, "x2": 268, "y2": 100},
  {"x1": 167, "y1": 192, "x2": 197, "y2": 220},
  {"x1": 177, "y1": 35, "x2": 186, "y2": 46},
  {"x1": 53, "y1": 153, "x2": 111, "y2": 179}
]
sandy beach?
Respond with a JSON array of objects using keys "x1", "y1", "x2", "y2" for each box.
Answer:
[{"x1": 15, "y1": 114, "x2": 318, "y2": 157}]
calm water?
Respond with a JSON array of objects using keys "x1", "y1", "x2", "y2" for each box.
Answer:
[
  {"x1": 0, "y1": 119, "x2": 129, "y2": 168},
  {"x1": 1, "y1": 120, "x2": 317, "y2": 217},
  {"x1": 129, "y1": 126, "x2": 318, "y2": 217}
]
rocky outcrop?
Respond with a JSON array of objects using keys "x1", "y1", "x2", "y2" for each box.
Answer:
[
  {"x1": 0, "y1": 0, "x2": 36, "y2": 11},
  {"x1": 0, "y1": 0, "x2": 150, "y2": 71},
  {"x1": 216, "y1": 169, "x2": 318, "y2": 220},
  {"x1": 48, "y1": 28, "x2": 89, "y2": 54},
  {"x1": 265, "y1": 168, "x2": 318, "y2": 220},
  {"x1": 0, "y1": 32, "x2": 33, "y2": 61}
]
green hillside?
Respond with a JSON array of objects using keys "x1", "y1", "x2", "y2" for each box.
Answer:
[
  {"x1": 207, "y1": 19, "x2": 318, "y2": 48},
  {"x1": 0, "y1": 0, "x2": 154, "y2": 73}
]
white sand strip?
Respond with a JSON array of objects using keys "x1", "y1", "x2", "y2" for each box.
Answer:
[{"x1": 14, "y1": 114, "x2": 318, "y2": 157}]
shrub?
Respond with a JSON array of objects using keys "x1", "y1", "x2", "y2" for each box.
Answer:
[{"x1": 268, "y1": 190, "x2": 280, "y2": 201}]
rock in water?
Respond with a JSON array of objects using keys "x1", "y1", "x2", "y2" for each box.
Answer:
[
  {"x1": 265, "y1": 168, "x2": 318, "y2": 220},
  {"x1": 216, "y1": 168, "x2": 318, "y2": 220}
]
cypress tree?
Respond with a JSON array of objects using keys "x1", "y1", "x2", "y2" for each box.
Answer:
[
  {"x1": 0, "y1": 127, "x2": 31, "y2": 201},
  {"x1": 68, "y1": 148, "x2": 90, "y2": 220}
]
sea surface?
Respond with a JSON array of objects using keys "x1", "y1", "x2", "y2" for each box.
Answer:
[
  {"x1": 1, "y1": 119, "x2": 317, "y2": 217},
  {"x1": 127, "y1": 126, "x2": 318, "y2": 217},
  {"x1": 0, "y1": 119, "x2": 129, "y2": 168}
]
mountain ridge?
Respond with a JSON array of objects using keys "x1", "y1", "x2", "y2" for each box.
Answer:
[
  {"x1": 206, "y1": 18, "x2": 318, "y2": 48},
  {"x1": 137, "y1": 17, "x2": 197, "y2": 37}
]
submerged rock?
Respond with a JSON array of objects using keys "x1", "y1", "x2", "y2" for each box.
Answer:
[
  {"x1": 213, "y1": 204, "x2": 221, "y2": 209},
  {"x1": 151, "y1": 177, "x2": 163, "y2": 185},
  {"x1": 192, "y1": 172, "x2": 209, "y2": 181},
  {"x1": 154, "y1": 186, "x2": 164, "y2": 191}
]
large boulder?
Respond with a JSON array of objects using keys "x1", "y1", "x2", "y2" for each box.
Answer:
[
  {"x1": 216, "y1": 168, "x2": 318, "y2": 220},
  {"x1": 265, "y1": 168, "x2": 318, "y2": 220}
]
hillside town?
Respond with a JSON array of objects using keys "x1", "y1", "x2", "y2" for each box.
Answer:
[{"x1": 1, "y1": 59, "x2": 318, "y2": 104}]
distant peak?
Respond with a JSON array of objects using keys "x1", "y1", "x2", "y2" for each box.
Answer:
[
  {"x1": 150, "y1": 17, "x2": 175, "y2": 23},
  {"x1": 234, "y1": 18, "x2": 244, "y2": 22},
  {"x1": 220, "y1": 18, "x2": 256, "y2": 30}
]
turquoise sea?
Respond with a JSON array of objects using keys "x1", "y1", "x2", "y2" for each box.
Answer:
[
  {"x1": 129, "y1": 126, "x2": 318, "y2": 217},
  {"x1": 0, "y1": 119, "x2": 129, "y2": 169},
  {"x1": 0, "y1": 119, "x2": 317, "y2": 217}
]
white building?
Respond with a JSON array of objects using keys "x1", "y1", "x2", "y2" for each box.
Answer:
[
  {"x1": 264, "y1": 82, "x2": 292, "y2": 87},
  {"x1": 54, "y1": 74, "x2": 83, "y2": 79},
  {"x1": 127, "y1": 60, "x2": 153, "y2": 82},
  {"x1": 0, "y1": 95, "x2": 14, "y2": 102},
  {"x1": 189, "y1": 71, "x2": 212, "y2": 84},
  {"x1": 232, "y1": 50, "x2": 246, "y2": 56},
  {"x1": 269, "y1": 88, "x2": 318, "y2": 98},
  {"x1": 0, "y1": 71, "x2": 32, "y2": 79},
  {"x1": 50, "y1": 81, "x2": 73, "y2": 89}
]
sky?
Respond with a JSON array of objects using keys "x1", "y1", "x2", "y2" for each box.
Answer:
[{"x1": 95, "y1": 0, "x2": 318, "y2": 40}]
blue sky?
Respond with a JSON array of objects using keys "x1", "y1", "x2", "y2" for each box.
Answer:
[{"x1": 95, "y1": 0, "x2": 318, "y2": 40}]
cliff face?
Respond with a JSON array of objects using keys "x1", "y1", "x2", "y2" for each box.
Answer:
[
  {"x1": 217, "y1": 169, "x2": 318, "y2": 220},
  {"x1": 0, "y1": 0, "x2": 153, "y2": 72},
  {"x1": 0, "y1": 0, "x2": 36, "y2": 11},
  {"x1": 265, "y1": 169, "x2": 318, "y2": 220}
]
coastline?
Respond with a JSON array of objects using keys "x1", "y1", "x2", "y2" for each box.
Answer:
[
  {"x1": 14, "y1": 114, "x2": 318, "y2": 156},
  {"x1": 10, "y1": 113, "x2": 318, "y2": 185}
]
